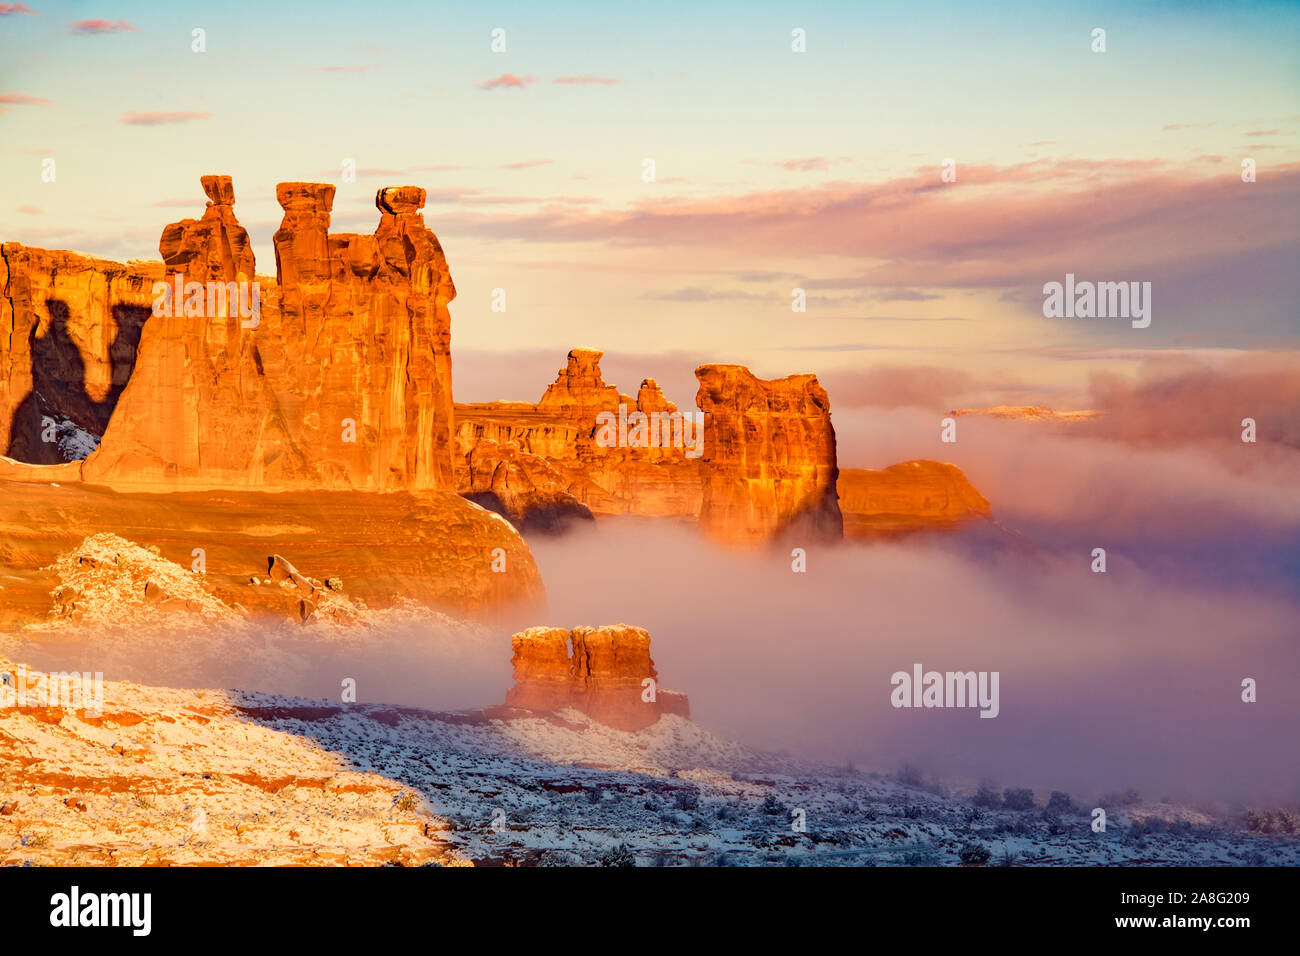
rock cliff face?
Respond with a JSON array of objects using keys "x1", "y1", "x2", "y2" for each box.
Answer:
[
  {"x1": 837, "y1": 461, "x2": 990, "y2": 538},
  {"x1": 0, "y1": 244, "x2": 160, "y2": 462},
  {"x1": 695, "y1": 364, "x2": 842, "y2": 546},
  {"x1": 81, "y1": 177, "x2": 456, "y2": 492},
  {"x1": 505, "y1": 624, "x2": 689, "y2": 731},
  {"x1": 0, "y1": 176, "x2": 543, "y2": 621}
]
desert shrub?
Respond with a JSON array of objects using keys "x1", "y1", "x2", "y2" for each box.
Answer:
[
  {"x1": 326, "y1": 577, "x2": 343, "y2": 591},
  {"x1": 539, "y1": 850, "x2": 582, "y2": 867},
  {"x1": 1245, "y1": 809, "x2": 1299, "y2": 835},
  {"x1": 901, "y1": 842, "x2": 938, "y2": 866},
  {"x1": 972, "y1": 785, "x2": 1002, "y2": 809},
  {"x1": 393, "y1": 792, "x2": 418, "y2": 813},
  {"x1": 896, "y1": 763, "x2": 926, "y2": 788},
  {"x1": 760, "y1": 794, "x2": 786, "y2": 816},
  {"x1": 598, "y1": 843, "x2": 637, "y2": 867},
  {"x1": 1099, "y1": 788, "x2": 1142, "y2": 807},
  {"x1": 585, "y1": 787, "x2": 602, "y2": 804},
  {"x1": 1046, "y1": 791, "x2": 1076, "y2": 814},
  {"x1": 672, "y1": 788, "x2": 699, "y2": 811},
  {"x1": 958, "y1": 842, "x2": 992, "y2": 865},
  {"x1": 1002, "y1": 788, "x2": 1036, "y2": 811},
  {"x1": 903, "y1": 804, "x2": 924, "y2": 819}
]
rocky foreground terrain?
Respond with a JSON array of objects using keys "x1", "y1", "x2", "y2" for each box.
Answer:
[{"x1": 2, "y1": 655, "x2": 1294, "y2": 867}]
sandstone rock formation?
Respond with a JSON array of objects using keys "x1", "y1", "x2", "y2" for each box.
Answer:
[
  {"x1": 837, "y1": 461, "x2": 991, "y2": 538},
  {"x1": 0, "y1": 244, "x2": 160, "y2": 462},
  {"x1": 457, "y1": 351, "x2": 995, "y2": 545},
  {"x1": 82, "y1": 177, "x2": 456, "y2": 492},
  {"x1": 505, "y1": 624, "x2": 690, "y2": 731},
  {"x1": 456, "y1": 347, "x2": 706, "y2": 526},
  {"x1": 0, "y1": 176, "x2": 544, "y2": 621},
  {"x1": 695, "y1": 364, "x2": 842, "y2": 546}
]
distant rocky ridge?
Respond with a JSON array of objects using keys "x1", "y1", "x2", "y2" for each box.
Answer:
[
  {"x1": 458, "y1": 348, "x2": 989, "y2": 544},
  {"x1": 457, "y1": 347, "x2": 844, "y2": 545}
]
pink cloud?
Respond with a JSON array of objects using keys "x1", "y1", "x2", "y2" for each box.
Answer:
[
  {"x1": 500, "y1": 159, "x2": 552, "y2": 170},
  {"x1": 478, "y1": 73, "x2": 535, "y2": 90},
  {"x1": 311, "y1": 66, "x2": 369, "y2": 73},
  {"x1": 71, "y1": 18, "x2": 138, "y2": 34},
  {"x1": 1245, "y1": 129, "x2": 1280, "y2": 137},
  {"x1": 422, "y1": 158, "x2": 1299, "y2": 294},
  {"x1": 0, "y1": 3, "x2": 36, "y2": 14},
  {"x1": 0, "y1": 92, "x2": 54, "y2": 107},
  {"x1": 16, "y1": 205, "x2": 41, "y2": 215},
  {"x1": 774, "y1": 157, "x2": 831, "y2": 172},
  {"x1": 553, "y1": 75, "x2": 618, "y2": 85},
  {"x1": 120, "y1": 110, "x2": 212, "y2": 125}
]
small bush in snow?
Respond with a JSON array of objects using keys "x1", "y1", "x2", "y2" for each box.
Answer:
[
  {"x1": 896, "y1": 763, "x2": 926, "y2": 788},
  {"x1": 972, "y1": 785, "x2": 1002, "y2": 809},
  {"x1": 598, "y1": 843, "x2": 636, "y2": 867},
  {"x1": 760, "y1": 794, "x2": 786, "y2": 816},
  {"x1": 1002, "y1": 788, "x2": 1036, "y2": 811},
  {"x1": 958, "y1": 842, "x2": 992, "y2": 865},
  {"x1": 1046, "y1": 791, "x2": 1076, "y2": 814},
  {"x1": 672, "y1": 788, "x2": 699, "y2": 811}
]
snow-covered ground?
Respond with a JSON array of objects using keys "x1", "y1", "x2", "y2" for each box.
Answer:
[{"x1": 2, "y1": 656, "x2": 1294, "y2": 867}]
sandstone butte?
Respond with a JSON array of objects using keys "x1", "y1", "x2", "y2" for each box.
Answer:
[
  {"x1": 0, "y1": 175, "x2": 542, "y2": 621},
  {"x1": 504, "y1": 624, "x2": 689, "y2": 732},
  {"x1": 456, "y1": 347, "x2": 991, "y2": 543}
]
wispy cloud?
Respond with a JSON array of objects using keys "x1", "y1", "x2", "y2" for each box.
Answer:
[
  {"x1": 120, "y1": 110, "x2": 212, "y2": 125},
  {"x1": 500, "y1": 159, "x2": 552, "y2": 170},
  {"x1": 71, "y1": 18, "x2": 138, "y2": 34},
  {"x1": 16, "y1": 204, "x2": 41, "y2": 215},
  {"x1": 553, "y1": 75, "x2": 618, "y2": 85},
  {"x1": 774, "y1": 157, "x2": 831, "y2": 172},
  {"x1": 311, "y1": 66, "x2": 370, "y2": 73},
  {"x1": 0, "y1": 92, "x2": 55, "y2": 107},
  {"x1": 0, "y1": 3, "x2": 36, "y2": 15},
  {"x1": 478, "y1": 73, "x2": 535, "y2": 90}
]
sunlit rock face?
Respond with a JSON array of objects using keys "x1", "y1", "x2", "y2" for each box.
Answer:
[
  {"x1": 505, "y1": 624, "x2": 690, "y2": 731},
  {"x1": 82, "y1": 176, "x2": 457, "y2": 493},
  {"x1": 694, "y1": 364, "x2": 843, "y2": 546}
]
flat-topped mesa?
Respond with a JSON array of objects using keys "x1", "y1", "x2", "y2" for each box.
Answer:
[
  {"x1": 838, "y1": 460, "x2": 990, "y2": 538},
  {"x1": 505, "y1": 624, "x2": 690, "y2": 731},
  {"x1": 81, "y1": 176, "x2": 457, "y2": 492},
  {"x1": 695, "y1": 363, "x2": 843, "y2": 546}
]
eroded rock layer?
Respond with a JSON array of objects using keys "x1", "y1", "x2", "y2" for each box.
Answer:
[
  {"x1": 456, "y1": 348, "x2": 706, "y2": 528},
  {"x1": 505, "y1": 624, "x2": 690, "y2": 731},
  {"x1": 81, "y1": 177, "x2": 456, "y2": 492},
  {"x1": 695, "y1": 364, "x2": 842, "y2": 546},
  {"x1": 0, "y1": 244, "x2": 161, "y2": 463}
]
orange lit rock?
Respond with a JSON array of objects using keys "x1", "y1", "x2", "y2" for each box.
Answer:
[
  {"x1": 505, "y1": 624, "x2": 689, "y2": 731},
  {"x1": 694, "y1": 364, "x2": 842, "y2": 545},
  {"x1": 81, "y1": 177, "x2": 457, "y2": 492},
  {"x1": 837, "y1": 461, "x2": 991, "y2": 538}
]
